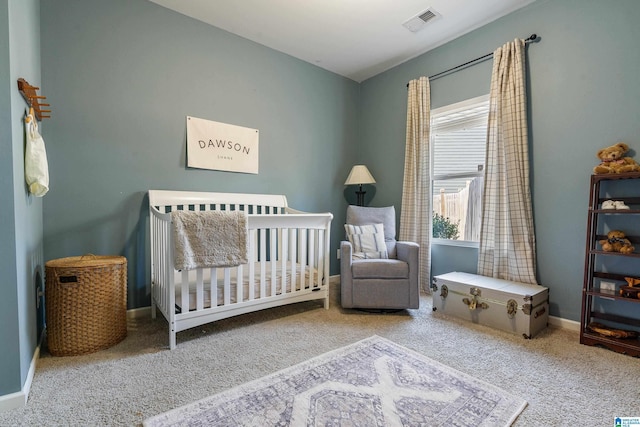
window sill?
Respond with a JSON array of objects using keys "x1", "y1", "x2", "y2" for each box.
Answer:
[{"x1": 432, "y1": 238, "x2": 479, "y2": 249}]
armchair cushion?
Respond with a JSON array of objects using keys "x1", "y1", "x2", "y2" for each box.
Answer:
[
  {"x1": 351, "y1": 259, "x2": 408, "y2": 279},
  {"x1": 344, "y1": 223, "x2": 388, "y2": 259}
]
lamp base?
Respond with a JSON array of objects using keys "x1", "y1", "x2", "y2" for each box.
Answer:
[{"x1": 356, "y1": 189, "x2": 366, "y2": 206}]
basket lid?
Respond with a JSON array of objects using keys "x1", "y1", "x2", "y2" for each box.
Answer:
[{"x1": 45, "y1": 255, "x2": 126, "y2": 268}]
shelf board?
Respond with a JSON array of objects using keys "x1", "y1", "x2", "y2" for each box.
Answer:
[
  {"x1": 591, "y1": 209, "x2": 640, "y2": 214},
  {"x1": 589, "y1": 311, "x2": 640, "y2": 327},
  {"x1": 591, "y1": 172, "x2": 640, "y2": 183},
  {"x1": 584, "y1": 290, "x2": 640, "y2": 303},
  {"x1": 589, "y1": 250, "x2": 640, "y2": 258},
  {"x1": 593, "y1": 271, "x2": 637, "y2": 281},
  {"x1": 580, "y1": 331, "x2": 640, "y2": 357}
]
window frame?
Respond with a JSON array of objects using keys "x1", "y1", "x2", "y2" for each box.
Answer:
[{"x1": 430, "y1": 94, "x2": 489, "y2": 248}]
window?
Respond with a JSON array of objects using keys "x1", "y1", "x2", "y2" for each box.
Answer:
[{"x1": 431, "y1": 95, "x2": 489, "y2": 244}]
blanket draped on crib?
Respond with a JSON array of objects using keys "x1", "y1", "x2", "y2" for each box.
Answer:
[{"x1": 171, "y1": 210, "x2": 248, "y2": 270}]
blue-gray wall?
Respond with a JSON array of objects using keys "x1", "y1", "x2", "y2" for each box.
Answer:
[
  {"x1": 0, "y1": 0, "x2": 43, "y2": 398},
  {"x1": 360, "y1": 0, "x2": 640, "y2": 321},
  {"x1": 39, "y1": 0, "x2": 360, "y2": 309}
]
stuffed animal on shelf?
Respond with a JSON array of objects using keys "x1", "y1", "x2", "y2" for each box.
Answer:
[
  {"x1": 625, "y1": 277, "x2": 640, "y2": 287},
  {"x1": 593, "y1": 142, "x2": 640, "y2": 174},
  {"x1": 598, "y1": 230, "x2": 635, "y2": 254},
  {"x1": 620, "y1": 278, "x2": 640, "y2": 299},
  {"x1": 587, "y1": 322, "x2": 638, "y2": 339}
]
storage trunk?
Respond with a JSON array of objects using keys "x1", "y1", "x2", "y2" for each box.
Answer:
[{"x1": 432, "y1": 272, "x2": 549, "y2": 339}]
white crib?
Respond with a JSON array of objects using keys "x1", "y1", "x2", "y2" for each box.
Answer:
[{"x1": 148, "y1": 190, "x2": 333, "y2": 349}]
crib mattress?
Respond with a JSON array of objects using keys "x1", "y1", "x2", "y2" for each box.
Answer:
[{"x1": 174, "y1": 261, "x2": 318, "y2": 312}]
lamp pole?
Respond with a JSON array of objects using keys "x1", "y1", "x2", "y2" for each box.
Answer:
[{"x1": 356, "y1": 184, "x2": 366, "y2": 206}]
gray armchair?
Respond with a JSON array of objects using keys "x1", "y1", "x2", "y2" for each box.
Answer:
[{"x1": 340, "y1": 205, "x2": 420, "y2": 310}]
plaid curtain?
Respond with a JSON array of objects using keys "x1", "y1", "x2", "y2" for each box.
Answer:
[
  {"x1": 477, "y1": 39, "x2": 537, "y2": 284},
  {"x1": 400, "y1": 76, "x2": 431, "y2": 290}
]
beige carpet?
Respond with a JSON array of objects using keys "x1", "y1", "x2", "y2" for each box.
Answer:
[{"x1": 1, "y1": 283, "x2": 638, "y2": 426}]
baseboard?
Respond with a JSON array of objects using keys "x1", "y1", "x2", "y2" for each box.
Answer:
[
  {"x1": 548, "y1": 315, "x2": 580, "y2": 332},
  {"x1": 0, "y1": 334, "x2": 42, "y2": 413},
  {"x1": 0, "y1": 390, "x2": 24, "y2": 413},
  {"x1": 127, "y1": 306, "x2": 151, "y2": 320}
]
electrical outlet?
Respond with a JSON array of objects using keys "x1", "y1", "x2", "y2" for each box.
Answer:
[{"x1": 337, "y1": 249, "x2": 340, "y2": 259}]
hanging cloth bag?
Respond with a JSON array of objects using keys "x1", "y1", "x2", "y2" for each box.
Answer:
[{"x1": 24, "y1": 113, "x2": 49, "y2": 197}]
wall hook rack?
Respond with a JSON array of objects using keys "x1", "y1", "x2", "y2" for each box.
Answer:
[{"x1": 17, "y1": 78, "x2": 51, "y2": 121}]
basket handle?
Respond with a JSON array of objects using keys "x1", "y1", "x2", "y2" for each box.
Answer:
[{"x1": 80, "y1": 253, "x2": 97, "y2": 260}]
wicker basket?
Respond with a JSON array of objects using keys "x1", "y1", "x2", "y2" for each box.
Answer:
[{"x1": 45, "y1": 255, "x2": 127, "y2": 356}]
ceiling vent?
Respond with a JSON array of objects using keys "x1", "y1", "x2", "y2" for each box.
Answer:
[{"x1": 403, "y1": 8, "x2": 440, "y2": 33}]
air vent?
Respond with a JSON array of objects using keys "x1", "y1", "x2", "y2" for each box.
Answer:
[{"x1": 403, "y1": 7, "x2": 440, "y2": 33}]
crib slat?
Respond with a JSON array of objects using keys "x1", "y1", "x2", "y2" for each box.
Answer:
[
  {"x1": 280, "y1": 228, "x2": 288, "y2": 294},
  {"x1": 308, "y1": 230, "x2": 315, "y2": 288},
  {"x1": 210, "y1": 268, "x2": 216, "y2": 309},
  {"x1": 290, "y1": 229, "x2": 297, "y2": 292},
  {"x1": 250, "y1": 229, "x2": 258, "y2": 264},
  {"x1": 317, "y1": 230, "x2": 324, "y2": 288},
  {"x1": 181, "y1": 270, "x2": 189, "y2": 312},
  {"x1": 236, "y1": 265, "x2": 243, "y2": 303},
  {"x1": 260, "y1": 228, "x2": 266, "y2": 298},
  {"x1": 224, "y1": 268, "x2": 231, "y2": 305},
  {"x1": 196, "y1": 269, "x2": 204, "y2": 311},
  {"x1": 300, "y1": 230, "x2": 307, "y2": 289},
  {"x1": 270, "y1": 228, "x2": 277, "y2": 297},
  {"x1": 249, "y1": 231, "x2": 255, "y2": 301},
  {"x1": 163, "y1": 219, "x2": 170, "y2": 315},
  {"x1": 151, "y1": 216, "x2": 158, "y2": 318}
]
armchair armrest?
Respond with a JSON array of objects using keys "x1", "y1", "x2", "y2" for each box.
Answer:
[
  {"x1": 340, "y1": 240, "x2": 353, "y2": 270},
  {"x1": 396, "y1": 241, "x2": 420, "y2": 303},
  {"x1": 396, "y1": 241, "x2": 419, "y2": 263},
  {"x1": 340, "y1": 241, "x2": 354, "y2": 307}
]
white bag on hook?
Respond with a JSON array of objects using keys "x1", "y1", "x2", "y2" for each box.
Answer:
[{"x1": 24, "y1": 113, "x2": 49, "y2": 197}]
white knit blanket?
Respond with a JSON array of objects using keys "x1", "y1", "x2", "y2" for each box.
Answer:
[{"x1": 171, "y1": 210, "x2": 248, "y2": 270}]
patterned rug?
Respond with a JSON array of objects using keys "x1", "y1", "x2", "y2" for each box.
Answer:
[{"x1": 144, "y1": 336, "x2": 526, "y2": 426}]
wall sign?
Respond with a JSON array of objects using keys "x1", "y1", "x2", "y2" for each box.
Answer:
[{"x1": 186, "y1": 116, "x2": 259, "y2": 174}]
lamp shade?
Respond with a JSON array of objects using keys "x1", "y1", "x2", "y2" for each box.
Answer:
[{"x1": 344, "y1": 165, "x2": 376, "y2": 185}]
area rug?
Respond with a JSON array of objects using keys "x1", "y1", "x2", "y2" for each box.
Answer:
[{"x1": 144, "y1": 336, "x2": 527, "y2": 426}]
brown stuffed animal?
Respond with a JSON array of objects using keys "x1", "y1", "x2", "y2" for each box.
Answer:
[
  {"x1": 593, "y1": 142, "x2": 640, "y2": 174},
  {"x1": 625, "y1": 277, "x2": 640, "y2": 287},
  {"x1": 599, "y1": 230, "x2": 635, "y2": 254}
]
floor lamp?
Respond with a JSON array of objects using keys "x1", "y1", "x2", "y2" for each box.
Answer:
[{"x1": 344, "y1": 165, "x2": 376, "y2": 206}]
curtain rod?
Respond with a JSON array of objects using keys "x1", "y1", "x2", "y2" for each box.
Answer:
[{"x1": 406, "y1": 33, "x2": 539, "y2": 87}]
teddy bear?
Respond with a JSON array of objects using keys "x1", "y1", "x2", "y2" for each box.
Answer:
[
  {"x1": 593, "y1": 142, "x2": 640, "y2": 174},
  {"x1": 599, "y1": 230, "x2": 635, "y2": 254}
]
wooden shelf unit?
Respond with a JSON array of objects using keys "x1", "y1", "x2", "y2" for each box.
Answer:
[{"x1": 580, "y1": 172, "x2": 640, "y2": 357}]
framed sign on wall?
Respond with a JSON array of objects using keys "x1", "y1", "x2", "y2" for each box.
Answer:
[{"x1": 186, "y1": 116, "x2": 259, "y2": 174}]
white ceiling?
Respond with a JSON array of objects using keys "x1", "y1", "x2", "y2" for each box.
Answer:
[{"x1": 148, "y1": 0, "x2": 537, "y2": 82}]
